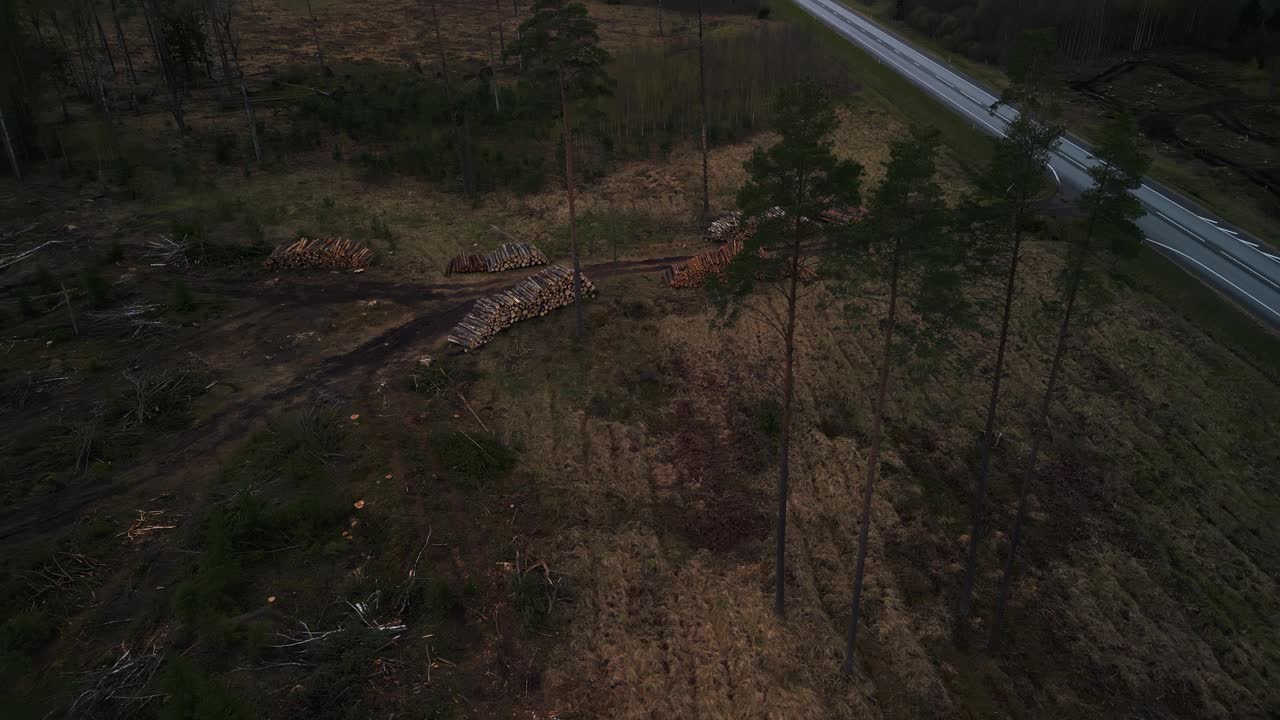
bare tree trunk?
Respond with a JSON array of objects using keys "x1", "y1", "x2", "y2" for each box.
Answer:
[
  {"x1": 488, "y1": 30, "x2": 501, "y2": 113},
  {"x1": 109, "y1": 0, "x2": 136, "y2": 84},
  {"x1": 0, "y1": 104, "x2": 20, "y2": 181},
  {"x1": 956, "y1": 203, "x2": 1025, "y2": 631},
  {"x1": 147, "y1": 1, "x2": 186, "y2": 134},
  {"x1": 559, "y1": 68, "x2": 584, "y2": 338},
  {"x1": 512, "y1": 0, "x2": 523, "y2": 71},
  {"x1": 94, "y1": 11, "x2": 117, "y2": 75},
  {"x1": 841, "y1": 241, "x2": 902, "y2": 675},
  {"x1": 773, "y1": 224, "x2": 804, "y2": 618},
  {"x1": 988, "y1": 221, "x2": 1091, "y2": 654},
  {"x1": 429, "y1": 0, "x2": 472, "y2": 198},
  {"x1": 306, "y1": 0, "x2": 326, "y2": 72},
  {"x1": 204, "y1": 1, "x2": 232, "y2": 97},
  {"x1": 53, "y1": 11, "x2": 90, "y2": 96},
  {"x1": 698, "y1": 6, "x2": 709, "y2": 216}
]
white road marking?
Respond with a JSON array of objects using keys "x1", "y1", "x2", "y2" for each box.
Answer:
[
  {"x1": 1145, "y1": 238, "x2": 1280, "y2": 320},
  {"x1": 1218, "y1": 227, "x2": 1241, "y2": 237},
  {"x1": 1199, "y1": 216, "x2": 1219, "y2": 224},
  {"x1": 1156, "y1": 211, "x2": 1280, "y2": 288},
  {"x1": 1235, "y1": 237, "x2": 1259, "y2": 248},
  {"x1": 1048, "y1": 165, "x2": 1061, "y2": 184}
]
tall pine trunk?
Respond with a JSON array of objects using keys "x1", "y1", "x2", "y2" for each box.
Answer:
[
  {"x1": 110, "y1": 0, "x2": 136, "y2": 84},
  {"x1": 956, "y1": 203, "x2": 1025, "y2": 630},
  {"x1": 773, "y1": 219, "x2": 804, "y2": 618},
  {"x1": 306, "y1": 0, "x2": 325, "y2": 72},
  {"x1": 0, "y1": 103, "x2": 20, "y2": 181},
  {"x1": 988, "y1": 222, "x2": 1091, "y2": 653},
  {"x1": 94, "y1": 12, "x2": 117, "y2": 75},
  {"x1": 559, "y1": 68, "x2": 585, "y2": 338},
  {"x1": 842, "y1": 241, "x2": 902, "y2": 675},
  {"x1": 698, "y1": 6, "x2": 709, "y2": 216}
]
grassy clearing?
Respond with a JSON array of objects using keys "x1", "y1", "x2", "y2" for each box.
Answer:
[
  {"x1": 773, "y1": 0, "x2": 994, "y2": 175},
  {"x1": 1114, "y1": 244, "x2": 1280, "y2": 378}
]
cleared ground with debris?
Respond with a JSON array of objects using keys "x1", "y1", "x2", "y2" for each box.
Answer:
[{"x1": 2, "y1": 1, "x2": 1278, "y2": 718}]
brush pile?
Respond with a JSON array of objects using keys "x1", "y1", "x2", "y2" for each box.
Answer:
[
  {"x1": 664, "y1": 238, "x2": 745, "y2": 288},
  {"x1": 447, "y1": 265, "x2": 597, "y2": 350},
  {"x1": 446, "y1": 241, "x2": 549, "y2": 274},
  {"x1": 264, "y1": 237, "x2": 371, "y2": 271}
]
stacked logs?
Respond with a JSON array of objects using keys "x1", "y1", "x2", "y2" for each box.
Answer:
[
  {"x1": 705, "y1": 212, "x2": 744, "y2": 243},
  {"x1": 817, "y1": 206, "x2": 865, "y2": 225},
  {"x1": 704, "y1": 207, "x2": 787, "y2": 244},
  {"x1": 664, "y1": 238, "x2": 744, "y2": 288},
  {"x1": 446, "y1": 241, "x2": 549, "y2": 275},
  {"x1": 447, "y1": 265, "x2": 597, "y2": 350},
  {"x1": 264, "y1": 237, "x2": 371, "y2": 271}
]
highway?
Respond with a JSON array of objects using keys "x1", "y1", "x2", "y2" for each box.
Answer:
[{"x1": 794, "y1": 0, "x2": 1280, "y2": 327}]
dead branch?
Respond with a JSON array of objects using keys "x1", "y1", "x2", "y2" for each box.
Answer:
[
  {"x1": 0, "y1": 240, "x2": 60, "y2": 270},
  {"x1": 67, "y1": 642, "x2": 165, "y2": 718},
  {"x1": 143, "y1": 235, "x2": 189, "y2": 267}
]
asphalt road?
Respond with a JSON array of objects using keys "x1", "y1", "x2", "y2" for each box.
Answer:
[{"x1": 794, "y1": 0, "x2": 1280, "y2": 327}]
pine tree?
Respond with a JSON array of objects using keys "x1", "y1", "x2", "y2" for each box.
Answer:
[
  {"x1": 956, "y1": 25, "x2": 1065, "y2": 637},
  {"x1": 988, "y1": 112, "x2": 1149, "y2": 653},
  {"x1": 510, "y1": 0, "x2": 613, "y2": 337},
  {"x1": 711, "y1": 79, "x2": 862, "y2": 619},
  {"x1": 828, "y1": 126, "x2": 967, "y2": 674},
  {"x1": 954, "y1": 107, "x2": 1063, "y2": 636}
]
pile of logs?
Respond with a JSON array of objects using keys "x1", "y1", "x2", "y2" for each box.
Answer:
[
  {"x1": 817, "y1": 206, "x2": 866, "y2": 225},
  {"x1": 705, "y1": 212, "x2": 744, "y2": 243},
  {"x1": 664, "y1": 238, "x2": 745, "y2": 288},
  {"x1": 264, "y1": 237, "x2": 371, "y2": 271},
  {"x1": 447, "y1": 265, "x2": 597, "y2": 350},
  {"x1": 446, "y1": 241, "x2": 548, "y2": 275},
  {"x1": 704, "y1": 207, "x2": 789, "y2": 245}
]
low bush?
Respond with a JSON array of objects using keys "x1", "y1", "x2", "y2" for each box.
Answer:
[{"x1": 431, "y1": 431, "x2": 516, "y2": 483}]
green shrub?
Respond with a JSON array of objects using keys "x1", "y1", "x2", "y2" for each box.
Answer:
[
  {"x1": 369, "y1": 214, "x2": 392, "y2": 240},
  {"x1": 758, "y1": 5, "x2": 771, "y2": 19},
  {"x1": 405, "y1": 578, "x2": 458, "y2": 624},
  {"x1": 34, "y1": 264, "x2": 59, "y2": 295},
  {"x1": 173, "y1": 280, "x2": 195, "y2": 313},
  {"x1": 431, "y1": 432, "x2": 516, "y2": 483},
  {"x1": 752, "y1": 398, "x2": 782, "y2": 440},
  {"x1": 18, "y1": 291, "x2": 37, "y2": 318},
  {"x1": 214, "y1": 134, "x2": 238, "y2": 165},
  {"x1": 160, "y1": 658, "x2": 252, "y2": 720},
  {"x1": 173, "y1": 511, "x2": 244, "y2": 627},
  {"x1": 79, "y1": 266, "x2": 110, "y2": 307},
  {"x1": 103, "y1": 241, "x2": 125, "y2": 264}
]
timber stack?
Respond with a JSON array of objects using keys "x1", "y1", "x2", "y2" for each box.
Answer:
[
  {"x1": 817, "y1": 206, "x2": 865, "y2": 225},
  {"x1": 264, "y1": 237, "x2": 371, "y2": 271},
  {"x1": 447, "y1": 265, "x2": 597, "y2": 351},
  {"x1": 663, "y1": 238, "x2": 744, "y2": 288},
  {"x1": 446, "y1": 241, "x2": 549, "y2": 275}
]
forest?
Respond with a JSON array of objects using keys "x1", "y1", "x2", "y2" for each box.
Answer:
[
  {"x1": 1, "y1": 0, "x2": 1279, "y2": 719},
  {"x1": 888, "y1": 0, "x2": 1280, "y2": 66}
]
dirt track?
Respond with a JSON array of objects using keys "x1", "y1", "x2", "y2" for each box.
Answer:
[{"x1": 0, "y1": 252, "x2": 693, "y2": 543}]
